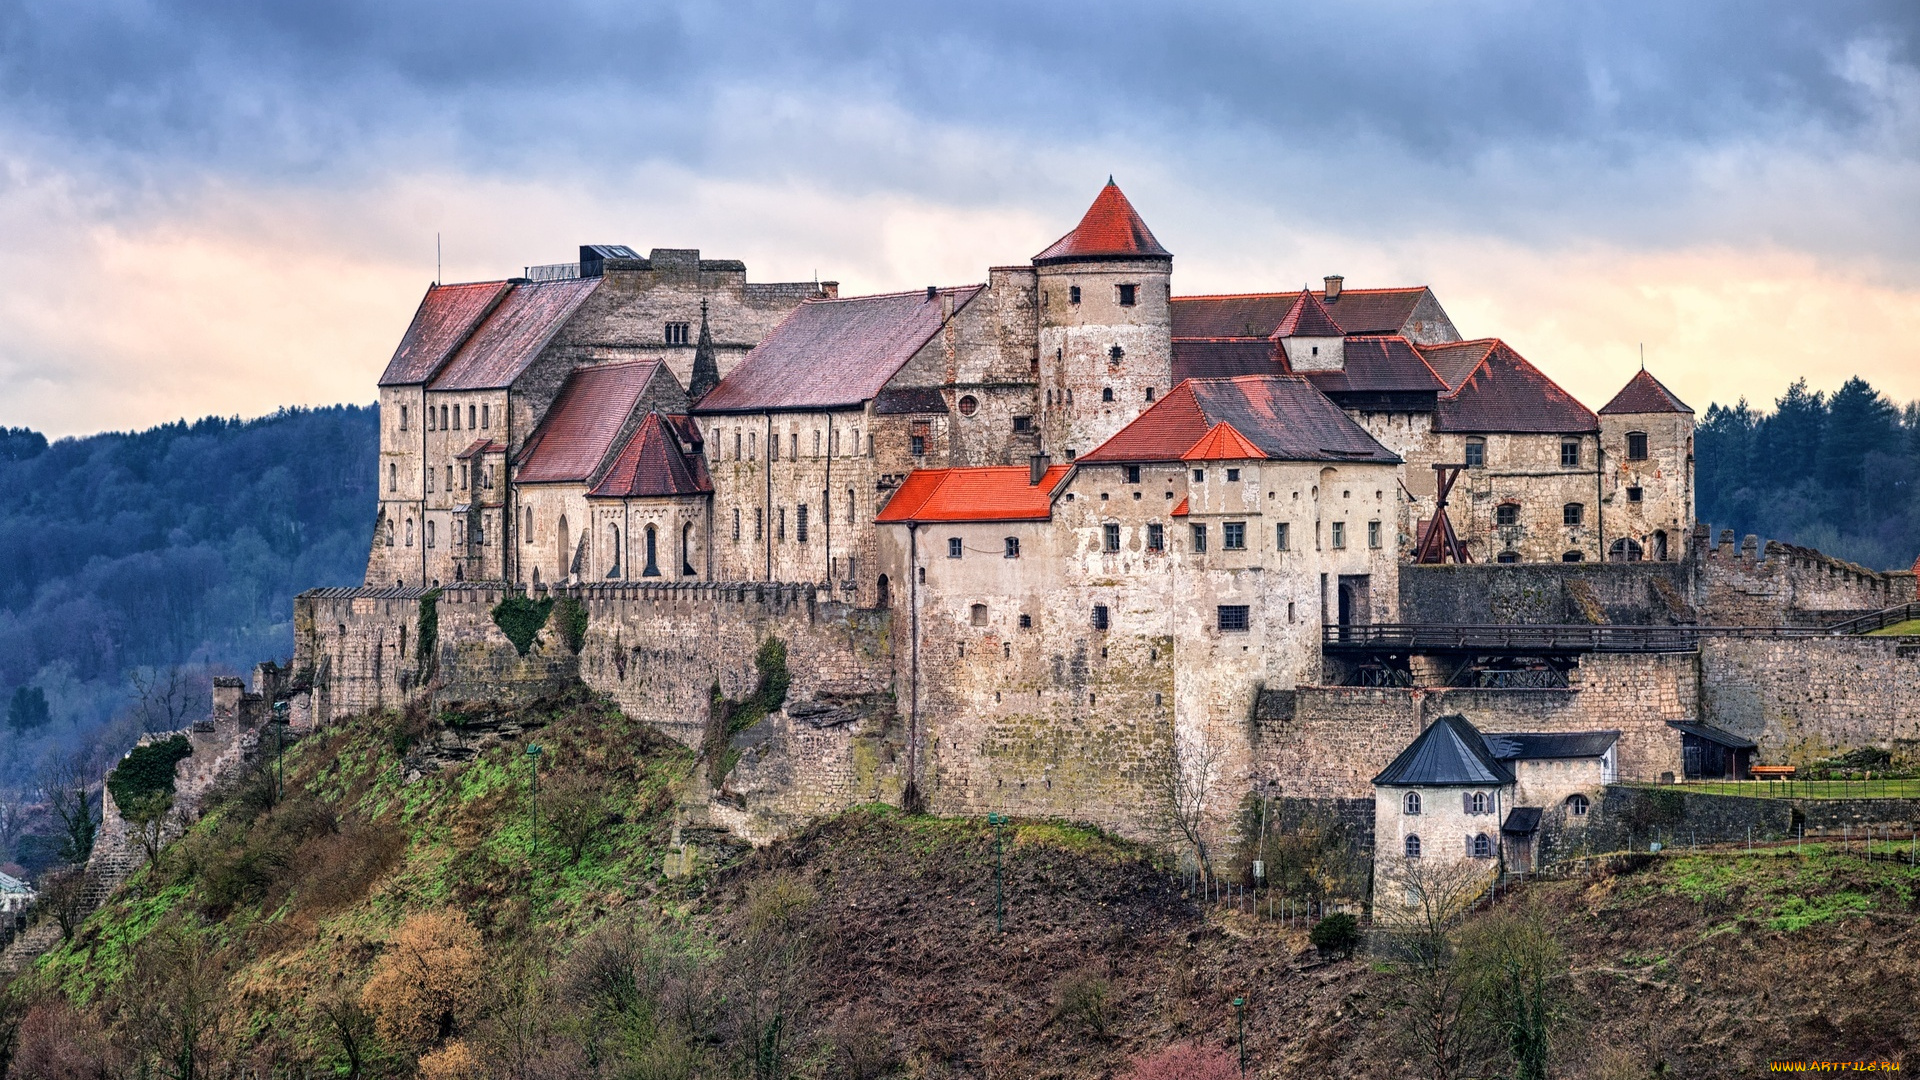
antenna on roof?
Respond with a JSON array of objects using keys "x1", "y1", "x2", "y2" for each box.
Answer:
[
  {"x1": 436, "y1": 233, "x2": 441, "y2": 286},
  {"x1": 1108, "y1": 174, "x2": 1115, "y2": 185},
  {"x1": 1640, "y1": 343, "x2": 1645, "y2": 371}
]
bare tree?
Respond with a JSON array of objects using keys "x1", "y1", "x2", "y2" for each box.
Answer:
[
  {"x1": 129, "y1": 666, "x2": 211, "y2": 735},
  {"x1": 36, "y1": 757, "x2": 96, "y2": 865},
  {"x1": 314, "y1": 992, "x2": 375, "y2": 1080},
  {"x1": 0, "y1": 787, "x2": 25, "y2": 858},
  {"x1": 1155, "y1": 728, "x2": 1228, "y2": 883},
  {"x1": 123, "y1": 792, "x2": 176, "y2": 867},
  {"x1": 1376, "y1": 856, "x2": 1497, "y2": 1080},
  {"x1": 34, "y1": 867, "x2": 90, "y2": 941},
  {"x1": 122, "y1": 926, "x2": 232, "y2": 1080}
]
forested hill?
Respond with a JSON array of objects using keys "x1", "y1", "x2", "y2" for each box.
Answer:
[
  {"x1": 0, "y1": 406, "x2": 376, "y2": 792},
  {"x1": 1696, "y1": 376, "x2": 1920, "y2": 574}
]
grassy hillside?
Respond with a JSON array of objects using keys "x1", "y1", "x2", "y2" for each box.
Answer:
[{"x1": 3, "y1": 690, "x2": 1917, "y2": 1078}]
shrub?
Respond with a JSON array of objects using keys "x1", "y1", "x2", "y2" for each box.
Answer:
[
  {"x1": 492, "y1": 594, "x2": 556, "y2": 657},
  {"x1": 362, "y1": 909, "x2": 486, "y2": 1049},
  {"x1": 1310, "y1": 912, "x2": 1362, "y2": 959},
  {"x1": 1050, "y1": 966, "x2": 1113, "y2": 1039},
  {"x1": 416, "y1": 588, "x2": 442, "y2": 682},
  {"x1": 107, "y1": 735, "x2": 192, "y2": 810},
  {"x1": 1121, "y1": 1043, "x2": 1238, "y2": 1080},
  {"x1": 416, "y1": 1039, "x2": 481, "y2": 1080}
]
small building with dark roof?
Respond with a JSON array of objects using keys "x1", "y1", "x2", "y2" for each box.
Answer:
[{"x1": 1599, "y1": 369, "x2": 1696, "y2": 565}]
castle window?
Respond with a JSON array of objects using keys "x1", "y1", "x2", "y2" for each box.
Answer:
[
  {"x1": 468, "y1": 405, "x2": 476, "y2": 429},
  {"x1": 1368, "y1": 521, "x2": 1382, "y2": 549},
  {"x1": 1223, "y1": 522, "x2": 1246, "y2": 550},
  {"x1": 1226, "y1": 468, "x2": 1240, "y2": 482},
  {"x1": 847, "y1": 489, "x2": 856, "y2": 524},
  {"x1": 1498, "y1": 550, "x2": 1519, "y2": 563},
  {"x1": 1092, "y1": 604, "x2": 1110, "y2": 630},
  {"x1": 796, "y1": 505, "x2": 809, "y2": 543},
  {"x1": 1276, "y1": 523, "x2": 1289, "y2": 551},
  {"x1": 1003, "y1": 642, "x2": 1011, "y2": 659},
  {"x1": 1217, "y1": 605, "x2": 1250, "y2": 633},
  {"x1": 1012, "y1": 416, "x2": 1032, "y2": 433},
  {"x1": 1102, "y1": 387, "x2": 1114, "y2": 402},
  {"x1": 426, "y1": 521, "x2": 435, "y2": 549},
  {"x1": 1627, "y1": 486, "x2": 1643, "y2": 503},
  {"x1": 1496, "y1": 503, "x2": 1520, "y2": 526},
  {"x1": 814, "y1": 431, "x2": 821, "y2": 457},
  {"x1": 1561, "y1": 439, "x2": 1580, "y2": 468},
  {"x1": 643, "y1": 525, "x2": 660, "y2": 577},
  {"x1": 461, "y1": 465, "x2": 469, "y2": 490},
  {"x1": 1405, "y1": 834, "x2": 1422, "y2": 858},
  {"x1": 1192, "y1": 469, "x2": 1204, "y2": 483},
  {"x1": 1117, "y1": 283, "x2": 1137, "y2": 306},
  {"x1": 485, "y1": 466, "x2": 494, "y2": 488},
  {"x1": 388, "y1": 464, "x2": 397, "y2": 492},
  {"x1": 1018, "y1": 614, "x2": 1032, "y2": 629},
  {"x1": 1567, "y1": 793, "x2": 1590, "y2": 816},
  {"x1": 608, "y1": 524, "x2": 622, "y2": 577},
  {"x1": 1003, "y1": 537, "x2": 1020, "y2": 559},
  {"x1": 1147, "y1": 523, "x2": 1164, "y2": 552},
  {"x1": 1465, "y1": 437, "x2": 1486, "y2": 468},
  {"x1": 1469, "y1": 792, "x2": 1488, "y2": 814},
  {"x1": 1191, "y1": 524, "x2": 1207, "y2": 552},
  {"x1": 683, "y1": 522, "x2": 696, "y2": 576},
  {"x1": 1562, "y1": 550, "x2": 1585, "y2": 562},
  {"x1": 957, "y1": 395, "x2": 978, "y2": 417},
  {"x1": 665, "y1": 322, "x2": 690, "y2": 345},
  {"x1": 790, "y1": 434, "x2": 799, "y2": 459},
  {"x1": 777, "y1": 508, "x2": 786, "y2": 542},
  {"x1": 451, "y1": 406, "x2": 460, "y2": 430},
  {"x1": 400, "y1": 405, "x2": 408, "y2": 430},
  {"x1": 948, "y1": 537, "x2": 963, "y2": 559},
  {"x1": 428, "y1": 407, "x2": 437, "y2": 431},
  {"x1": 754, "y1": 507, "x2": 763, "y2": 540},
  {"x1": 1471, "y1": 834, "x2": 1492, "y2": 858},
  {"x1": 1145, "y1": 387, "x2": 1155, "y2": 402},
  {"x1": 1564, "y1": 503, "x2": 1584, "y2": 526},
  {"x1": 971, "y1": 603, "x2": 988, "y2": 626},
  {"x1": 1104, "y1": 523, "x2": 1121, "y2": 552},
  {"x1": 910, "y1": 435, "x2": 926, "y2": 456},
  {"x1": 385, "y1": 518, "x2": 395, "y2": 547},
  {"x1": 427, "y1": 470, "x2": 435, "y2": 494},
  {"x1": 1626, "y1": 431, "x2": 1649, "y2": 461},
  {"x1": 524, "y1": 507, "x2": 533, "y2": 542},
  {"x1": 447, "y1": 465, "x2": 454, "y2": 492},
  {"x1": 406, "y1": 519, "x2": 415, "y2": 547},
  {"x1": 1404, "y1": 792, "x2": 1421, "y2": 815},
  {"x1": 1311, "y1": 345, "x2": 1319, "y2": 357},
  {"x1": 732, "y1": 508, "x2": 741, "y2": 542},
  {"x1": 1069, "y1": 286, "x2": 1081, "y2": 305},
  {"x1": 1330, "y1": 521, "x2": 1347, "y2": 549},
  {"x1": 1126, "y1": 465, "x2": 1141, "y2": 484},
  {"x1": 1109, "y1": 346, "x2": 1125, "y2": 368},
  {"x1": 481, "y1": 404, "x2": 489, "y2": 428}
]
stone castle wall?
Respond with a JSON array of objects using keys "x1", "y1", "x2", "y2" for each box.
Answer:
[
  {"x1": 1697, "y1": 526, "x2": 1915, "y2": 625},
  {"x1": 1699, "y1": 636, "x2": 1920, "y2": 765}
]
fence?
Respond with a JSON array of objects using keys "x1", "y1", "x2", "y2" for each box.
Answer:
[
  {"x1": 1675, "y1": 778, "x2": 1920, "y2": 800},
  {"x1": 1178, "y1": 868, "x2": 1357, "y2": 927}
]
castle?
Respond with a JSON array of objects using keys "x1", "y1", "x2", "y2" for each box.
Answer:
[{"x1": 293, "y1": 182, "x2": 1918, "y2": 872}]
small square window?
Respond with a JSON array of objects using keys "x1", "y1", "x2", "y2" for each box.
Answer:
[
  {"x1": 1627, "y1": 486, "x2": 1643, "y2": 503},
  {"x1": 1368, "y1": 521, "x2": 1381, "y2": 548},
  {"x1": 1091, "y1": 604, "x2": 1110, "y2": 630},
  {"x1": 1217, "y1": 605, "x2": 1250, "y2": 633},
  {"x1": 1103, "y1": 523, "x2": 1121, "y2": 552},
  {"x1": 1117, "y1": 283, "x2": 1137, "y2": 306},
  {"x1": 948, "y1": 537, "x2": 963, "y2": 559},
  {"x1": 1069, "y1": 285, "x2": 1081, "y2": 305},
  {"x1": 1561, "y1": 439, "x2": 1581, "y2": 468},
  {"x1": 1147, "y1": 523, "x2": 1165, "y2": 551},
  {"x1": 1223, "y1": 522, "x2": 1246, "y2": 550},
  {"x1": 1191, "y1": 524, "x2": 1208, "y2": 552},
  {"x1": 1126, "y1": 465, "x2": 1141, "y2": 484},
  {"x1": 1018, "y1": 614, "x2": 1032, "y2": 629},
  {"x1": 1465, "y1": 438, "x2": 1486, "y2": 468},
  {"x1": 1226, "y1": 468, "x2": 1240, "y2": 482},
  {"x1": 1496, "y1": 503, "x2": 1520, "y2": 526},
  {"x1": 1004, "y1": 536, "x2": 1021, "y2": 558},
  {"x1": 1192, "y1": 469, "x2": 1205, "y2": 483},
  {"x1": 971, "y1": 604, "x2": 988, "y2": 626},
  {"x1": 1330, "y1": 521, "x2": 1346, "y2": 548},
  {"x1": 910, "y1": 435, "x2": 926, "y2": 456},
  {"x1": 1145, "y1": 387, "x2": 1155, "y2": 401},
  {"x1": 1012, "y1": 416, "x2": 1033, "y2": 433},
  {"x1": 1564, "y1": 503, "x2": 1584, "y2": 526},
  {"x1": 1276, "y1": 522, "x2": 1290, "y2": 551}
]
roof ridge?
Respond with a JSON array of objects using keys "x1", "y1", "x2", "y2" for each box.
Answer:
[
  {"x1": 1171, "y1": 286, "x2": 1430, "y2": 301},
  {"x1": 802, "y1": 284, "x2": 986, "y2": 304}
]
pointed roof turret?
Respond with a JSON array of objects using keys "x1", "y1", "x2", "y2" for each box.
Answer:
[
  {"x1": 688, "y1": 298, "x2": 720, "y2": 402},
  {"x1": 1033, "y1": 180, "x2": 1171, "y2": 265},
  {"x1": 1273, "y1": 287, "x2": 1343, "y2": 338},
  {"x1": 1599, "y1": 369, "x2": 1693, "y2": 415}
]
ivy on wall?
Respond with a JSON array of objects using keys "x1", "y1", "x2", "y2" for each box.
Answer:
[
  {"x1": 703, "y1": 637, "x2": 790, "y2": 786},
  {"x1": 416, "y1": 588, "x2": 443, "y2": 682},
  {"x1": 554, "y1": 596, "x2": 589, "y2": 655},
  {"x1": 107, "y1": 734, "x2": 192, "y2": 810},
  {"x1": 491, "y1": 595, "x2": 556, "y2": 657}
]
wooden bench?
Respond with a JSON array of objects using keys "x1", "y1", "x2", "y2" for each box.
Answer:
[{"x1": 1751, "y1": 765, "x2": 1796, "y2": 779}]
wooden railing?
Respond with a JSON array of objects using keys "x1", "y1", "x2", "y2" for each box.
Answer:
[{"x1": 1825, "y1": 602, "x2": 1920, "y2": 636}]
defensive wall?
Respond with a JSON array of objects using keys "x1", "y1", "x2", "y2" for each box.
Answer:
[{"x1": 1699, "y1": 635, "x2": 1920, "y2": 764}]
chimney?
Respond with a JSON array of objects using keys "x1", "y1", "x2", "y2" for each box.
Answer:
[
  {"x1": 926, "y1": 285, "x2": 938, "y2": 301},
  {"x1": 1029, "y1": 452, "x2": 1051, "y2": 486},
  {"x1": 820, "y1": 280, "x2": 840, "y2": 299},
  {"x1": 1323, "y1": 275, "x2": 1343, "y2": 302}
]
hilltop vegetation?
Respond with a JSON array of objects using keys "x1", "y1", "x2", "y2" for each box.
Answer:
[{"x1": 2, "y1": 690, "x2": 1916, "y2": 1078}]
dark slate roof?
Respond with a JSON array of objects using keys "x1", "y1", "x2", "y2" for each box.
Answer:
[
  {"x1": 1274, "y1": 287, "x2": 1343, "y2": 337},
  {"x1": 428, "y1": 278, "x2": 602, "y2": 391},
  {"x1": 514, "y1": 360, "x2": 662, "y2": 483},
  {"x1": 1302, "y1": 336, "x2": 1449, "y2": 395},
  {"x1": 455, "y1": 438, "x2": 505, "y2": 460},
  {"x1": 1033, "y1": 181, "x2": 1171, "y2": 264},
  {"x1": 1600, "y1": 369, "x2": 1694, "y2": 415},
  {"x1": 695, "y1": 286, "x2": 983, "y2": 413},
  {"x1": 1171, "y1": 339, "x2": 1284, "y2": 383},
  {"x1": 1483, "y1": 731, "x2": 1620, "y2": 761},
  {"x1": 1670, "y1": 722, "x2": 1757, "y2": 750},
  {"x1": 1372, "y1": 714, "x2": 1515, "y2": 787},
  {"x1": 1432, "y1": 340, "x2": 1599, "y2": 434},
  {"x1": 1080, "y1": 376, "x2": 1399, "y2": 465},
  {"x1": 590, "y1": 412, "x2": 713, "y2": 498},
  {"x1": 1171, "y1": 288, "x2": 1432, "y2": 339},
  {"x1": 1415, "y1": 340, "x2": 1498, "y2": 393},
  {"x1": 872, "y1": 386, "x2": 950, "y2": 415},
  {"x1": 1502, "y1": 807, "x2": 1543, "y2": 834},
  {"x1": 378, "y1": 281, "x2": 514, "y2": 387}
]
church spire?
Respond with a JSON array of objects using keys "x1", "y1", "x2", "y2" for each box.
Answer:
[{"x1": 688, "y1": 298, "x2": 719, "y2": 402}]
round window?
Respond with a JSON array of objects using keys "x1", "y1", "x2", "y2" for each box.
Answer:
[{"x1": 957, "y1": 395, "x2": 979, "y2": 417}]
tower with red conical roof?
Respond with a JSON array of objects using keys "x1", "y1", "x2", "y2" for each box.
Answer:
[
  {"x1": 1033, "y1": 180, "x2": 1174, "y2": 458},
  {"x1": 1598, "y1": 367, "x2": 1695, "y2": 562}
]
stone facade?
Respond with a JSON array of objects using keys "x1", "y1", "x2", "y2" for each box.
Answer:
[{"x1": 1600, "y1": 406, "x2": 1694, "y2": 563}]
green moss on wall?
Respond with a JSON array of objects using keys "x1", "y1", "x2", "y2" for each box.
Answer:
[
  {"x1": 704, "y1": 637, "x2": 790, "y2": 786},
  {"x1": 416, "y1": 587, "x2": 443, "y2": 682},
  {"x1": 107, "y1": 735, "x2": 192, "y2": 810},
  {"x1": 554, "y1": 595, "x2": 589, "y2": 654},
  {"x1": 492, "y1": 594, "x2": 556, "y2": 657}
]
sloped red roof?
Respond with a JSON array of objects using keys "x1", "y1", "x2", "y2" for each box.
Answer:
[
  {"x1": 874, "y1": 465, "x2": 1071, "y2": 523},
  {"x1": 1081, "y1": 376, "x2": 1398, "y2": 464},
  {"x1": 428, "y1": 278, "x2": 602, "y2": 391},
  {"x1": 1171, "y1": 339, "x2": 1284, "y2": 383},
  {"x1": 1415, "y1": 339, "x2": 1500, "y2": 393},
  {"x1": 1599, "y1": 369, "x2": 1694, "y2": 415},
  {"x1": 1302, "y1": 336, "x2": 1448, "y2": 395},
  {"x1": 1171, "y1": 287, "x2": 1432, "y2": 339},
  {"x1": 1032, "y1": 181, "x2": 1171, "y2": 264},
  {"x1": 1172, "y1": 497, "x2": 1190, "y2": 517},
  {"x1": 1181, "y1": 422, "x2": 1268, "y2": 461},
  {"x1": 696, "y1": 287, "x2": 983, "y2": 413},
  {"x1": 514, "y1": 360, "x2": 662, "y2": 483},
  {"x1": 1434, "y1": 341, "x2": 1598, "y2": 434},
  {"x1": 1274, "y1": 287, "x2": 1343, "y2": 337},
  {"x1": 455, "y1": 438, "x2": 505, "y2": 459},
  {"x1": 590, "y1": 412, "x2": 713, "y2": 498},
  {"x1": 378, "y1": 281, "x2": 513, "y2": 387}
]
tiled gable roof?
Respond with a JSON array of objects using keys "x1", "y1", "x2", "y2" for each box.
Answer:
[
  {"x1": 1670, "y1": 722, "x2": 1757, "y2": 750},
  {"x1": 1181, "y1": 422, "x2": 1267, "y2": 461},
  {"x1": 1600, "y1": 369, "x2": 1694, "y2": 415},
  {"x1": 378, "y1": 281, "x2": 514, "y2": 387},
  {"x1": 1033, "y1": 181, "x2": 1171, "y2": 264},
  {"x1": 1081, "y1": 376, "x2": 1398, "y2": 465},
  {"x1": 1415, "y1": 339, "x2": 1499, "y2": 393},
  {"x1": 1430, "y1": 340, "x2": 1599, "y2": 434},
  {"x1": 1301, "y1": 336, "x2": 1448, "y2": 395},
  {"x1": 695, "y1": 287, "x2": 983, "y2": 413},
  {"x1": 455, "y1": 438, "x2": 505, "y2": 460},
  {"x1": 428, "y1": 278, "x2": 602, "y2": 391},
  {"x1": 874, "y1": 465, "x2": 1071, "y2": 523},
  {"x1": 514, "y1": 360, "x2": 662, "y2": 484},
  {"x1": 590, "y1": 412, "x2": 713, "y2": 498},
  {"x1": 1171, "y1": 497, "x2": 1190, "y2": 517},
  {"x1": 1171, "y1": 287, "x2": 1432, "y2": 339},
  {"x1": 1372, "y1": 714, "x2": 1515, "y2": 787},
  {"x1": 1274, "y1": 287, "x2": 1343, "y2": 337},
  {"x1": 1170, "y1": 339, "x2": 1284, "y2": 383}
]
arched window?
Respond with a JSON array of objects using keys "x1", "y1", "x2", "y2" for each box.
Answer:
[
  {"x1": 557, "y1": 516, "x2": 571, "y2": 578},
  {"x1": 1405, "y1": 834, "x2": 1422, "y2": 858},
  {"x1": 441, "y1": 405, "x2": 450, "y2": 429},
  {"x1": 1562, "y1": 550, "x2": 1585, "y2": 562},
  {"x1": 681, "y1": 522, "x2": 696, "y2": 577},
  {"x1": 426, "y1": 520, "x2": 435, "y2": 548},
  {"x1": 608, "y1": 524, "x2": 622, "y2": 578},
  {"x1": 1471, "y1": 833, "x2": 1493, "y2": 858},
  {"x1": 405, "y1": 519, "x2": 415, "y2": 547},
  {"x1": 1652, "y1": 530, "x2": 1669, "y2": 561},
  {"x1": 970, "y1": 603, "x2": 988, "y2": 626},
  {"x1": 732, "y1": 507, "x2": 741, "y2": 541},
  {"x1": 846, "y1": 489, "x2": 856, "y2": 524},
  {"x1": 642, "y1": 524, "x2": 660, "y2": 577},
  {"x1": 1609, "y1": 538, "x2": 1643, "y2": 563},
  {"x1": 1404, "y1": 792, "x2": 1421, "y2": 815},
  {"x1": 389, "y1": 463, "x2": 398, "y2": 492},
  {"x1": 1497, "y1": 550, "x2": 1519, "y2": 563},
  {"x1": 1470, "y1": 792, "x2": 1487, "y2": 814},
  {"x1": 523, "y1": 506, "x2": 534, "y2": 544},
  {"x1": 876, "y1": 574, "x2": 890, "y2": 609},
  {"x1": 1566, "y1": 793, "x2": 1590, "y2": 817},
  {"x1": 385, "y1": 518, "x2": 395, "y2": 547}
]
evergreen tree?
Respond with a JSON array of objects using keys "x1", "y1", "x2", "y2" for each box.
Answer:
[{"x1": 7, "y1": 686, "x2": 50, "y2": 731}]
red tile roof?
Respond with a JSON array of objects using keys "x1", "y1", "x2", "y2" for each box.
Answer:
[
  {"x1": 590, "y1": 412, "x2": 713, "y2": 498},
  {"x1": 427, "y1": 278, "x2": 602, "y2": 391},
  {"x1": 695, "y1": 286, "x2": 983, "y2": 413},
  {"x1": 378, "y1": 281, "x2": 513, "y2": 387},
  {"x1": 1599, "y1": 369, "x2": 1694, "y2": 415},
  {"x1": 1415, "y1": 339, "x2": 1500, "y2": 393},
  {"x1": 874, "y1": 465, "x2": 1072, "y2": 523},
  {"x1": 1032, "y1": 181, "x2": 1171, "y2": 264},
  {"x1": 1181, "y1": 422, "x2": 1267, "y2": 461},
  {"x1": 1431, "y1": 341, "x2": 1598, "y2": 434},
  {"x1": 1302, "y1": 336, "x2": 1448, "y2": 396},
  {"x1": 455, "y1": 438, "x2": 505, "y2": 459},
  {"x1": 1171, "y1": 287, "x2": 1432, "y2": 339},
  {"x1": 1274, "y1": 287, "x2": 1343, "y2": 337},
  {"x1": 1171, "y1": 339, "x2": 1284, "y2": 383},
  {"x1": 1172, "y1": 497, "x2": 1190, "y2": 517},
  {"x1": 514, "y1": 360, "x2": 663, "y2": 483},
  {"x1": 1081, "y1": 376, "x2": 1398, "y2": 464}
]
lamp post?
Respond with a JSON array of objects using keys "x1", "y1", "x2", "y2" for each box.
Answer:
[
  {"x1": 987, "y1": 813, "x2": 1005, "y2": 934},
  {"x1": 270, "y1": 700, "x2": 289, "y2": 804},
  {"x1": 526, "y1": 744, "x2": 543, "y2": 864},
  {"x1": 1233, "y1": 996, "x2": 1247, "y2": 1075}
]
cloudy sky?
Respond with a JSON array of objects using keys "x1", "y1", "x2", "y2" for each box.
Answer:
[{"x1": 1, "y1": 0, "x2": 1916, "y2": 437}]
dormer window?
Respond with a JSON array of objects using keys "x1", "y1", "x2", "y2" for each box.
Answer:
[{"x1": 1117, "y1": 283, "x2": 1137, "y2": 306}]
